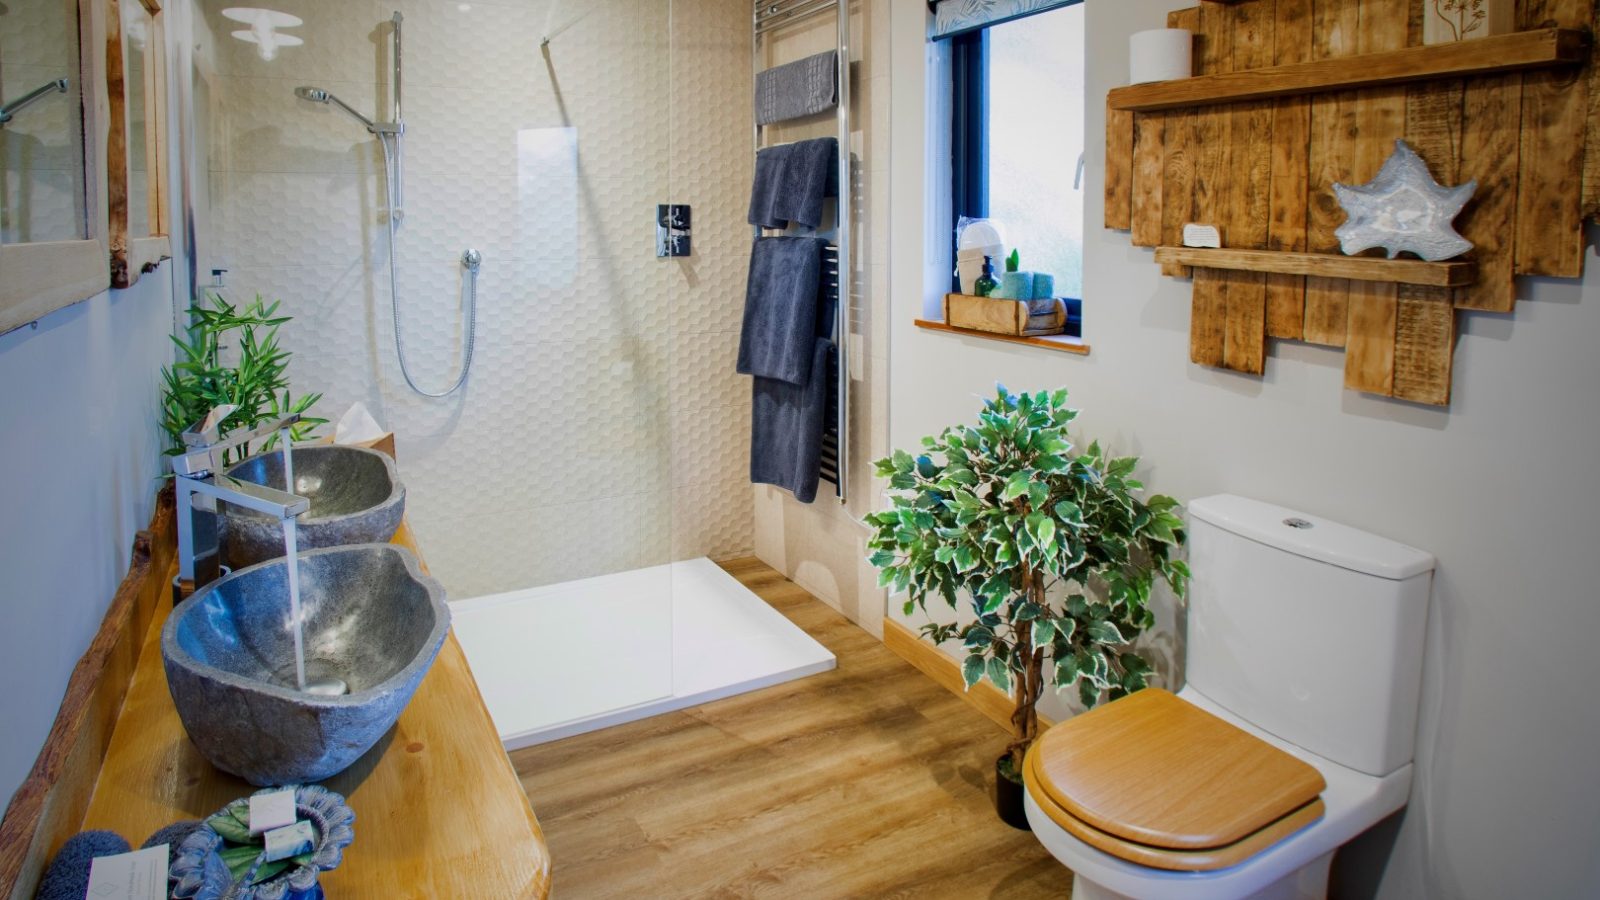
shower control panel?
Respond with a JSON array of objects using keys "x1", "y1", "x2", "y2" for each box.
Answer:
[{"x1": 656, "y1": 204, "x2": 691, "y2": 258}]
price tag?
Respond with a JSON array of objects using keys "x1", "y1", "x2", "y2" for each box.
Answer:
[{"x1": 85, "y1": 846, "x2": 169, "y2": 900}]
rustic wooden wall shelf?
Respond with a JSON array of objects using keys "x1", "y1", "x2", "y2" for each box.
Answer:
[
  {"x1": 1104, "y1": 0, "x2": 1600, "y2": 407},
  {"x1": 1109, "y1": 28, "x2": 1588, "y2": 112},
  {"x1": 913, "y1": 318, "x2": 1091, "y2": 356},
  {"x1": 1154, "y1": 247, "x2": 1478, "y2": 287}
]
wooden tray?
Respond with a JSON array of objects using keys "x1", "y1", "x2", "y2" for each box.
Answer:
[{"x1": 943, "y1": 293, "x2": 1065, "y2": 336}]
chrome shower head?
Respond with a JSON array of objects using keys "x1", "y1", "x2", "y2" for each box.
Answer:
[{"x1": 292, "y1": 86, "x2": 380, "y2": 133}]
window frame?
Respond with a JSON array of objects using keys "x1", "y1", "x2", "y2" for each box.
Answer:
[{"x1": 947, "y1": 2, "x2": 1086, "y2": 306}]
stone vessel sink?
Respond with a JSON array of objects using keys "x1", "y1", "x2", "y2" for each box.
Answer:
[
  {"x1": 162, "y1": 544, "x2": 449, "y2": 786},
  {"x1": 221, "y1": 444, "x2": 405, "y2": 570}
]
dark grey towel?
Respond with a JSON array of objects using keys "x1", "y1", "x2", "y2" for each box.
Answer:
[
  {"x1": 755, "y1": 50, "x2": 838, "y2": 126},
  {"x1": 773, "y1": 137, "x2": 836, "y2": 230},
  {"x1": 751, "y1": 339, "x2": 833, "y2": 504},
  {"x1": 747, "y1": 144, "x2": 792, "y2": 229},
  {"x1": 737, "y1": 237, "x2": 827, "y2": 385}
]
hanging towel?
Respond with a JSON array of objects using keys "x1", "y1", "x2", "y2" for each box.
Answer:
[
  {"x1": 772, "y1": 137, "x2": 837, "y2": 230},
  {"x1": 751, "y1": 338, "x2": 833, "y2": 504},
  {"x1": 755, "y1": 50, "x2": 838, "y2": 126},
  {"x1": 737, "y1": 236, "x2": 828, "y2": 385},
  {"x1": 747, "y1": 144, "x2": 793, "y2": 229}
]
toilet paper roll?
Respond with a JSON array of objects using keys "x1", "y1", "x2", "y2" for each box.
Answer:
[{"x1": 1129, "y1": 29, "x2": 1193, "y2": 85}]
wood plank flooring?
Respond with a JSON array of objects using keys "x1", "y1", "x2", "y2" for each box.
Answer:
[{"x1": 511, "y1": 558, "x2": 1069, "y2": 899}]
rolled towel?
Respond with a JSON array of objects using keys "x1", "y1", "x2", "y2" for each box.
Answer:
[
  {"x1": 772, "y1": 137, "x2": 837, "y2": 230},
  {"x1": 995, "y1": 272, "x2": 1035, "y2": 300},
  {"x1": 737, "y1": 237, "x2": 828, "y2": 385},
  {"x1": 35, "y1": 831, "x2": 131, "y2": 900},
  {"x1": 143, "y1": 820, "x2": 204, "y2": 869},
  {"x1": 755, "y1": 50, "x2": 838, "y2": 126},
  {"x1": 1031, "y1": 273, "x2": 1056, "y2": 299},
  {"x1": 751, "y1": 338, "x2": 833, "y2": 504}
]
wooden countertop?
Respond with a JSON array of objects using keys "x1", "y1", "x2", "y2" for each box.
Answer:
[{"x1": 79, "y1": 522, "x2": 552, "y2": 898}]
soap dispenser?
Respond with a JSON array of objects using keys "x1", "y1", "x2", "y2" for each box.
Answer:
[{"x1": 974, "y1": 255, "x2": 999, "y2": 297}]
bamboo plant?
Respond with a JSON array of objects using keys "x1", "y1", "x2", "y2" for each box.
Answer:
[
  {"x1": 160, "y1": 293, "x2": 325, "y2": 466},
  {"x1": 866, "y1": 386, "x2": 1189, "y2": 779}
]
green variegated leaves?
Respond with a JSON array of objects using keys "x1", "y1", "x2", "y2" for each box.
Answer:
[{"x1": 864, "y1": 384, "x2": 1189, "y2": 728}]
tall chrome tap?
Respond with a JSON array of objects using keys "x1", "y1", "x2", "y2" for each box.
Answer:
[{"x1": 170, "y1": 405, "x2": 308, "y2": 600}]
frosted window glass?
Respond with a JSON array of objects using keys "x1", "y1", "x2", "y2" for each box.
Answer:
[{"x1": 986, "y1": 4, "x2": 1085, "y2": 299}]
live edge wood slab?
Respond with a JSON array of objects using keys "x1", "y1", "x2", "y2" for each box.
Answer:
[
  {"x1": 0, "y1": 489, "x2": 551, "y2": 899},
  {"x1": 79, "y1": 520, "x2": 552, "y2": 898}
]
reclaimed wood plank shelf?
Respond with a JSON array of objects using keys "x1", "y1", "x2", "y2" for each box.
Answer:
[
  {"x1": 914, "y1": 318, "x2": 1090, "y2": 356},
  {"x1": 1108, "y1": 28, "x2": 1589, "y2": 112},
  {"x1": 1153, "y1": 247, "x2": 1477, "y2": 288}
]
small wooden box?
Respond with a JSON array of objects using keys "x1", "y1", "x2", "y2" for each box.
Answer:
[{"x1": 943, "y1": 293, "x2": 1066, "y2": 337}]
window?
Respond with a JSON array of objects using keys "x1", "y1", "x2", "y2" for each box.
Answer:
[{"x1": 951, "y1": 3, "x2": 1086, "y2": 302}]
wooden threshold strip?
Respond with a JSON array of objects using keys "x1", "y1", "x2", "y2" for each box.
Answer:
[
  {"x1": 914, "y1": 319, "x2": 1091, "y2": 356},
  {"x1": 1109, "y1": 28, "x2": 1588, "y2": 112},
  {"x1": 1153, "y1": 247, "x2": 1476, "y2": 287}
]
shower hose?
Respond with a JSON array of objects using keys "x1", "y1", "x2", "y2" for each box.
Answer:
[{"x1": 378, "y1": 133, "x2": 478, "y2": 397}]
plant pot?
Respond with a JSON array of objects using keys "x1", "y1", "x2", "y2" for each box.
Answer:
[{"x1": 994, "y1": 755, "x2": 1032, "y2": 831}]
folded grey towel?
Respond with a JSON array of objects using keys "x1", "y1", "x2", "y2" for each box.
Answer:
[
  {"x1": 755, "y1": 50, "x2": 838, "y2": 126},
  {"x1": 751, "y1": 338, "x2": 833, "y2": 504},
  {"x1": 774, "y1": 137, "x2": 836, "y2": 230},
  {"x1": 737, "y1": 237, "x2": 827, "y2": 385},
  {"x1": 747, "y1": 144, "x2": 792, "y2": 229}
]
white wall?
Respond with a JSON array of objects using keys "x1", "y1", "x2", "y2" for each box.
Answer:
[
  {"x1": 888, "y1": 2, "x2": 1600, "y2": 897},
  {"x1": 0, "y1": 269, "x2": 176, "y2": 810}
]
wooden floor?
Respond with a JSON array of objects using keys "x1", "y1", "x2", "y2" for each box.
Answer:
[{"x1": 512, "y1": 558, "x2": 1068, "y2": 899}]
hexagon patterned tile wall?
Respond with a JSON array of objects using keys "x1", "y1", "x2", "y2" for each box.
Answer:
[{"x1": 196, "y1": 0, "x2": 756, "y2": 598}]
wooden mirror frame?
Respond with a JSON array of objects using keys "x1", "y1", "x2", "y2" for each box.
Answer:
[
  {"x1": 106, "y1": 0, "x2": 169, "y2": 289},
  {"x1": 0, "y1": 0, "x2": 113, "y2": 335}
]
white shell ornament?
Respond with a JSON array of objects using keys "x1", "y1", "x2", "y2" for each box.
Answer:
[{"x1": 1333, "y1": 140, "x2": 1477, "y2": 262}]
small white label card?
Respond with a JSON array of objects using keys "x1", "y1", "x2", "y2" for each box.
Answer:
[
  {"x1": 249, "y1": 788, "x2": 297, "y2": 835},
  {"x1": 85, "y1": 846, "x2": 169, "y2": 900},
  {"x1": 1182, "y1": 223, "x2": 1223, "y2": 248},
  {"x1": 262, "y1": 820, "x2": 317, "y2": 863}
]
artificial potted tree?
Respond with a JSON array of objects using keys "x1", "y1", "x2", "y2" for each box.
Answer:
[{"x1": 865, "y1": 386, "x2": 1189, "y2": 829}]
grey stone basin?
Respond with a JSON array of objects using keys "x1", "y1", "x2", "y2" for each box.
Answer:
[
  {"x1": 162, "y1": 544, "x2": 449, "y2": 786},
  {"x1": 221, "y1": 444, "x2": 405, "y2": 569}
]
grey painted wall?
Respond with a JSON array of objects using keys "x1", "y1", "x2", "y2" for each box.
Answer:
[
  {"x1": 888, "y1": 1, "x2": 1600, "y2": 896},
  {"x1": 0, "y1": 270, "x2": 175, "y2": 809}
]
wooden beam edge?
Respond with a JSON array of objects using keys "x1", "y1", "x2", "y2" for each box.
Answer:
[
  {"x1": 0, "y1": 487, "x2": 176, "y2": 900},
  {"x1": 913, "y1": 319, "x2": 1092, "y2": 356},
  {"x1": 1109, "y1": 28, "x2": 1588, "y2": 112},
  {"x1": 1154, "y1": 247, "x2": 1476, "y2": 287},
  {"x1": 882, "y1": 618, "x2": 1055, "y2": 735}
]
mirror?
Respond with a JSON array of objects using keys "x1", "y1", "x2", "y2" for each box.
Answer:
[
  {"x1": 108, "y1": 0, "x2": 167, "y2": 287},
  {"x1": 0, "y1": 0, "x2": 89, "y2": 245}
]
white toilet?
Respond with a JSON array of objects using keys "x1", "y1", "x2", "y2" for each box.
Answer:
[{"x1": 1023, "y1": 494, "x2": 1433, "y2": 900}]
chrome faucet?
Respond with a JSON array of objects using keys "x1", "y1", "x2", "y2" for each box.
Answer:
[{"x1": 171, "y1": 405, "x2": 309, "y2": 600}]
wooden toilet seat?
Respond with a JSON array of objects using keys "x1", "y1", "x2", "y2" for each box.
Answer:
[{"x1": 1023, "y1": 688, "x2": 1328, "y2": 872}]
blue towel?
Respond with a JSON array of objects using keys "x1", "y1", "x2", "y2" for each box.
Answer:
[
  {"x1": 737, "y1": 237, "x2": 828, "y2": 385},
  {"x1": 773, "y1": 138, "x2": 836, "y2": 230},
  {"x1": 747, "y1": 144, "x2": 792, "y2": 229},
  {"x1": 35, "y1": 831, "x2": 131, "y2": 900},
  {"x1": 755, "y1": 50, "x2": 838, "y2": 126},
  {"x1": 751, "y1": 339, "x2": 833, "y2": 504}
]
